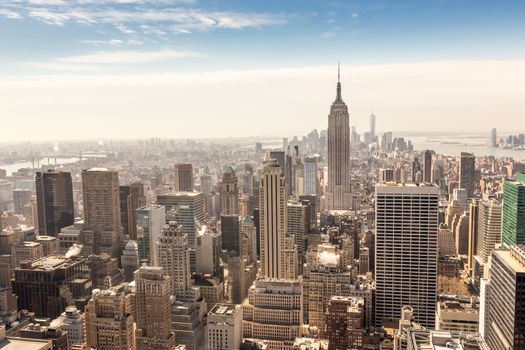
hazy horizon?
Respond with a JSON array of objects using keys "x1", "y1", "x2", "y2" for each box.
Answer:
[{"x1": 1, "y1": 0, "x2": 524, "y2": 141}]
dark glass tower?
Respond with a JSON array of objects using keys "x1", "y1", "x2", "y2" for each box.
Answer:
[{"x1": 35, "y1": 170, "x2": 74, "y2": 236}]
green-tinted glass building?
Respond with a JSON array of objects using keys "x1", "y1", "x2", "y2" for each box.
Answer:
[{"x1": 502, "y1": 172, "x2": 525, "y2": 247}]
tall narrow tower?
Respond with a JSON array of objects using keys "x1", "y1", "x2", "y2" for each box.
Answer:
[
  {"x1": 326, "y1": 63, "x2": 352, "y2": 210},
  {"x1": 259, "y1": 157, "x2": 287, "y2": 279}
]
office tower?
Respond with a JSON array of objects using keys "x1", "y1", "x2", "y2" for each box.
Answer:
[
  {"x1": 85, "y1": 286, "x2": 136, "y2": 350},
  {"x1": 242, "y1": 216, "x2": 258, "y2": 263},
  {"x1": 304, "y1": 243, "x2": 353, "y2": 334},
  {"x1": 485, "y1": 246, "x2": 525, "y2": 349},
  {"x1": 157, "y1": 192, "x2": 205, "y2": 247},
  {"x1": 476, "y1": 198, "x2": 502, "y2": 263},
  {"x1": 479, "y1": 278, "x2": 491, "y2": 339},
  {"x1": 259, "y1": 157, "x2": 287, "y2": 279},
  {"x1": 206, "y1": 304, "x2": 243, "y2": 350},
  {"x1": 412, "y1": 157, "x2": 421, "y2": 183},
  {"x1": 460, "y1": 152, "x2": 476, "y2": 198},
  {"x1": 13, "y1": 256, "x2": 91, "y2": 319},
  {"x1": 19, "y1": 324, "x2": 68, "y2": 350},
  {"x1": 221, "y1": 214, "x2": 241, "y2": 254},
  {"x1": 326, "y1": 296, "x2": 365, "y2": 350},
  {"x1": 134, "y1": 266, "x2": 176, "y2": 350},
  {"x1": 294, "y1": 157, "x2": 305, "y2": 198},
  {"x1": 0, "y1": 180, "x2": 13, "y2": 211},
  {"x1": 195, "y1": 224, "x2": 221, "y2": 277},
  {"x1": 326, "y1": 65, "x2": 352, "y2": 210},
  {"x1": 468, "y1": 199, "x2": 479, "y2": 273},
  {"x1": 491, "y1": 128, "x2": 498, "y2": 147},
  {"x1": 35, "y1": 170, "x2": 74, "y2": 236},
  {"x1": 81, "y1": 168, "x2": 120, "y2": 257},
  {"x1": 502, "y1": 173, "x2": 525, "y2": 247},
  {"x1": 452, "y1": 188, "x2": 468, "y2": 209},
  {"x1": 53, "y1": 306, "x2": 85, "y2": 347},
  {"x1": 378, "y1": 168, "x2": 394, "y2": 183},
  {"x1": 303, "y1": 157, "x2": 318, "y2": 196},
  {"x1": 86, "y1": 254, "x2": 124, "y2": 290},
  {"x1": 121, "y1": 240, "x2": 139, "y2": 282},
  {"x1": 12, "y1": 241, "x2": 43, "y2": 267},
  {"x1": 241, "y1": 279, "x2": 303, "y2": 349},
  {"x1": 136, "y1": 204, "x2": 165, "y2": 265},
  {"x1": 13, "y1": 188, "x2": 31, "y2": 215},
  {"x1": 370, "y1": 112, "x2": 376, "y2": 142},
  {"x1": 0, "y1": 255, "x2": 13, "y2": 288},
  {"x1": 220, "y1": 166, "x2": 239, "y2": 215},
  {"x1": 455, "y1": 212, "x2": 469, "y2": 255},
  {"x1": 435, "y1": 296, "x2": 479, "y2": 333},
  {"x1": 423, "y1": 150, "x2": 432, "y2": 183},
  {"x1": 37, "y1": 235, "x2": 59, "y2": 256},
  {"x1": 170, "y1": 298, "x2": 206, "y2": 350},
  {"x1": 375, "y1": 183, "x2": 439, "y2": 328},
  {"x1": 157, "y1": 222, "x2": 192, "y2": 300},
  {"x1": 195, "y1": 275, "x2": 225, "y2": 310},
  {"x1": 119, "y1": 182, "x2": 146, "y2": 240},
  {"x1": 287, "y1": 201, "x2": 309, "y2": 266},
  {"x1": 227, "y1": 254, "x2": 246, "y2": 304},
  {"x1": 173, "y1": 163, "x2": 193, "y2": 191},
  {"x1": 200, "y1": 175, "x2": 213, "y2": 196},
  {"x1": 438, "y1": 225, "x2": 456, "y2": 257},
  {"x1": 269, "y1": 150, "x2": 286, "y2": 178}
]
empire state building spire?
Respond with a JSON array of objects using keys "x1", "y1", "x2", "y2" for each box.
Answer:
[{"x1": 336, "y1": 61, "x2": 342, "y2": 102}]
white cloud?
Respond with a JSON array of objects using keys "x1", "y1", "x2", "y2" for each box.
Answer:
[
  {"x1": 56, "y1": 48, "x2": 198, "y2": 64},
  {"x1": 0, "y1": 8, "x2": 22, "y2": 19},
  {"x1": 0, "y1": 59, "x2": 523, "y2": 141},
  {"x1": 0, "y1": 1, "x2": 286, "y2": 34}
]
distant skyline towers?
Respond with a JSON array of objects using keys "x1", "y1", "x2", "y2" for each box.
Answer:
[
  {"x1": 326, "y1": 63, "x2": 352, "y2": 210},
  {"x1": 370, "y1": 112, "x2": 376, "y2": 141},
  {"x1": 81, "y1": 168, "x2": 120, "y2": 257},
  {"x1": 423, "y1": 150, "x2": 432, "y2": 183},
  {"x1": 35, "y1": 170, "x2": 74, "y2": 236},
  {"x1": 174, "y1": 163, "x2": 194, "y2": 191},
  {"x1": 460, "y1": 152, "x2": 476, "y2": 198},
  {"x1": 259, "y1": 157, "x2": 287, "y2": 279},
  {"x1": 375, "y1": 183, "x2": 439, "y2": 328},
  {"x1": 491, "y1": 128, "x2": 498, "y2": 147},
  {"x1": 502, "y1": 173, "x2": 525, "y2": 247}
]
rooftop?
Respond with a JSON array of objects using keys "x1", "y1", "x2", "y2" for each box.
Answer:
[
  {"x1": 209, "y1": 303, "x2": 239, "y2": 316},
  {"x1": 0, "y1": 337, "x2": 52, "y2": 350}
]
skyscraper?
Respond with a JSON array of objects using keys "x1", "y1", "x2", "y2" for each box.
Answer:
[
  {"x1": 467, "y1": 198, "x2": 479, "y2": 274},
  {"x1": 326, "y1": 64, "x2": 352, "y2": 210},
  {"x1": 303, "y1": 156, "x2": 318, "y2": 195},
  {"x1": 134, "y1": 266, "x2": 176, "y2": 350},
  {"x1": 476, "y1": 198, "x2": 502, "y2": 263},
  {"x1": 259, "y1": 157, "x2": 287, "y2": 279},
  {"x1": 460, "y1": 152, "x2": 476, "y2": 198},
  {"x1": 35, "y1": 170, "x2": 74, "y2": 236},
  {"x1": 173, "y1": 163, "x2": 194, "y2": 191},
  {"x1": 375, "y1": 183, "x2": 439, "y2": 328},
  {"x1": 119, "y1": 182, "x2": 146, "y2": 240},
  {"x1": 85, "y1": 285, "x2": 136, "y2": 350},
  {"x1": 485, "y1": 246, "x2": 525, "y2": 349},
  {"x1": 136, "y1": 204, "x2": 165, "y2": 265},
  {"x1": 491, "y1": 128, "x2": 498, "y2": 148},
  {"x1": 220, "y1": 166, "x2": 239, "y2": 215},
  {"x1": 502, "y1": 173, "x2": 525, "y2": 247},
  {"x1": 81, "y1": 168, "x2": 121, "y2": 257},
  {"x1": 157, "y1": 221, "x2": 192, "y2": 300},
  {"x1": 221, "y1": 214, "x2": 241, "y2": 255},
  {"x1": 206, "y1": 304, "x2": 243, "y2": 350},
  {"x1": 370, "y1": 112, "x2": 376, "y2": 142},
  {"x1": 423, "y1": 150, "x2": 432, "y2": 183}
]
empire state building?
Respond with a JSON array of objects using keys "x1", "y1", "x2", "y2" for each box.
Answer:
[{"x1": 326, "y1": 64, "x2": 352, "y2": 210}]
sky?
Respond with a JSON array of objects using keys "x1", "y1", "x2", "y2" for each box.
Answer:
[{"x1": 0, "y1": 0, "x2": 524, "y2": 141}]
